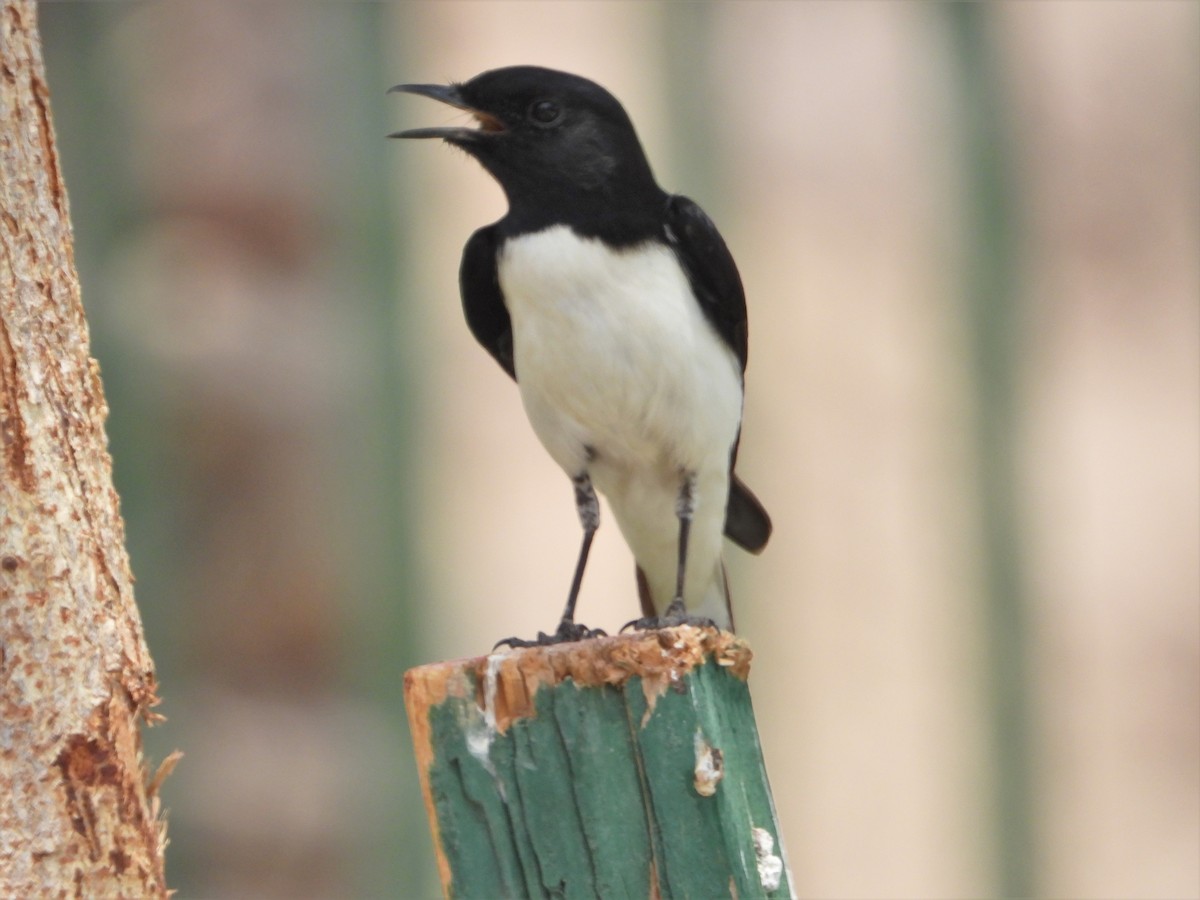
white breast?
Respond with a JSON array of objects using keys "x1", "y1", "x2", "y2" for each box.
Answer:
[{"x1": 497, "y1": 225, "x2": 743, "y2": 479}]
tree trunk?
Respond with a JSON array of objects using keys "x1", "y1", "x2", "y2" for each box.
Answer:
[{"x1": 0, "y1": 1, "x2": 169, "y2": 895}]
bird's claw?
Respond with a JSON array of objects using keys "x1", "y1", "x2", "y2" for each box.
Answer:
[
  {"x1": 493, "y1": 620, "x2": 607, "y2": 650},
  {"x1": 620, "y1": 599, "x2": 718, "y2": 634}
]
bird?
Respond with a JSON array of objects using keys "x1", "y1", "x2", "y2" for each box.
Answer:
[{"x1": 390, "y1": 66, "x2": 770, "y2": 643}]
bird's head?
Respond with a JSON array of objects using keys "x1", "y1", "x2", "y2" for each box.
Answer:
[{"x1": 390, "y1": 66, "x2": 660, "y2": 218}]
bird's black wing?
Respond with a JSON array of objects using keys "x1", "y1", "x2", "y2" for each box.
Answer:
[
  {"x1": 662, "y1": 195, "x2": 772, "y2": 552},
  {"x1": 662, "y1": 194, "x2": 748, "y2": 372},
  {"x1": 459, "y1": 225, "x2": 516, "y2": 380}
]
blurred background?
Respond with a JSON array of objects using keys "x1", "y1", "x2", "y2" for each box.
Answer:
[{"x1": 36, "y1": 2, "x2": 1197, "y2": 898}]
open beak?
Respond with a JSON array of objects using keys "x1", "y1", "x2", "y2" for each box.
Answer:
[{"x1": 387, "y1": 83, "x2": 505, "y2": 141}]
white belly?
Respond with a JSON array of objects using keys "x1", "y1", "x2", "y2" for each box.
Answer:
[{"x1": 497, "y1": 225, "x2": 743, "y2": 620}]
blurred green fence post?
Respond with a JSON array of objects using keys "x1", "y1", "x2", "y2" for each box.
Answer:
[{"x1": 944, "y1": 6, "x2": 1036, "y2": 898}]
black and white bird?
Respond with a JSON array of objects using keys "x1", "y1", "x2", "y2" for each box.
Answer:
[{"x1": 390, "y1": 66, "x2": 770, "y2": 642}]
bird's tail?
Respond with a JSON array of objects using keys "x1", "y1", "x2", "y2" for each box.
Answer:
[{"x1": 635, "y1": 561, "x2": 734, "y2": 632}]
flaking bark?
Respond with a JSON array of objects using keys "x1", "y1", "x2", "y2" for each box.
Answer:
[{"x1": 0, "y1": 1, "x2": 168, "y2": 895}]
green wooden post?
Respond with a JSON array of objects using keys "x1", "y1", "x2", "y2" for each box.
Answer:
[{"x1": 404, "y1": 627, "x2": 793, "y2": 899}]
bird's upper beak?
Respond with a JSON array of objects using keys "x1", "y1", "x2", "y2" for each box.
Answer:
[{"x1": 387, "y1": 82, "x2": 505, "y2": 141}]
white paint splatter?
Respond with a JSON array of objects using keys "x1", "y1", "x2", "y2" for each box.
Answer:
[
  {"x1": 465, "y1": 649, "x2": 511, "y2": 797},
  {"x1": 693, "y1": 730, "x2": 724, "y2": 797},
  {"x1": 752, "y1": 826, "x2": 783, "y2": 893}
]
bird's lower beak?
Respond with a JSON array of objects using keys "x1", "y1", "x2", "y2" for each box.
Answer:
[{"x1": 387, "y1": 82, "x2": 505, "y2": 141}]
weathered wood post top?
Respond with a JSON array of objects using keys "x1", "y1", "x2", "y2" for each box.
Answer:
[{"x1": 404, "y1": 625, "x2": 792, "y2": 898}]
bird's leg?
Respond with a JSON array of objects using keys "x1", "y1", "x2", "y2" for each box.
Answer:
[
  {"x1": 494, "y1": 472, "x2": 605, "y2": 649},
  {"x1": 663, "y1": 471, "x2": 696, "y2": 619},
  {"x1": 559, "y1": 472, "x2": 599, "y2": 630},
  {"x1": 621, "y1": 471, "x2": 716, "y2": 633}
]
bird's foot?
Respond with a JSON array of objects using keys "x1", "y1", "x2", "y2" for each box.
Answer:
[
  {"x1": 493, "y1": 619, "x2": 607, "y2": 650},
  {"x1": 620, "y1": 597, "x2": 718, "y2": 633}
]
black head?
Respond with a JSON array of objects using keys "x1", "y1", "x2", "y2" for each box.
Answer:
[{"x1": 391, "y1": 66, "x2": 664, "y2": 231}]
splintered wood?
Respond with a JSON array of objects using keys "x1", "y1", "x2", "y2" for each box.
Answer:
[{"x1": 403, "y1": 626, "x2": 792, "y2": 899}]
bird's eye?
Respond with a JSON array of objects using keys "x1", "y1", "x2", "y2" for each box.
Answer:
[{"x1": 529, "y1": 100, "x2": 561, "y2": 125}]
